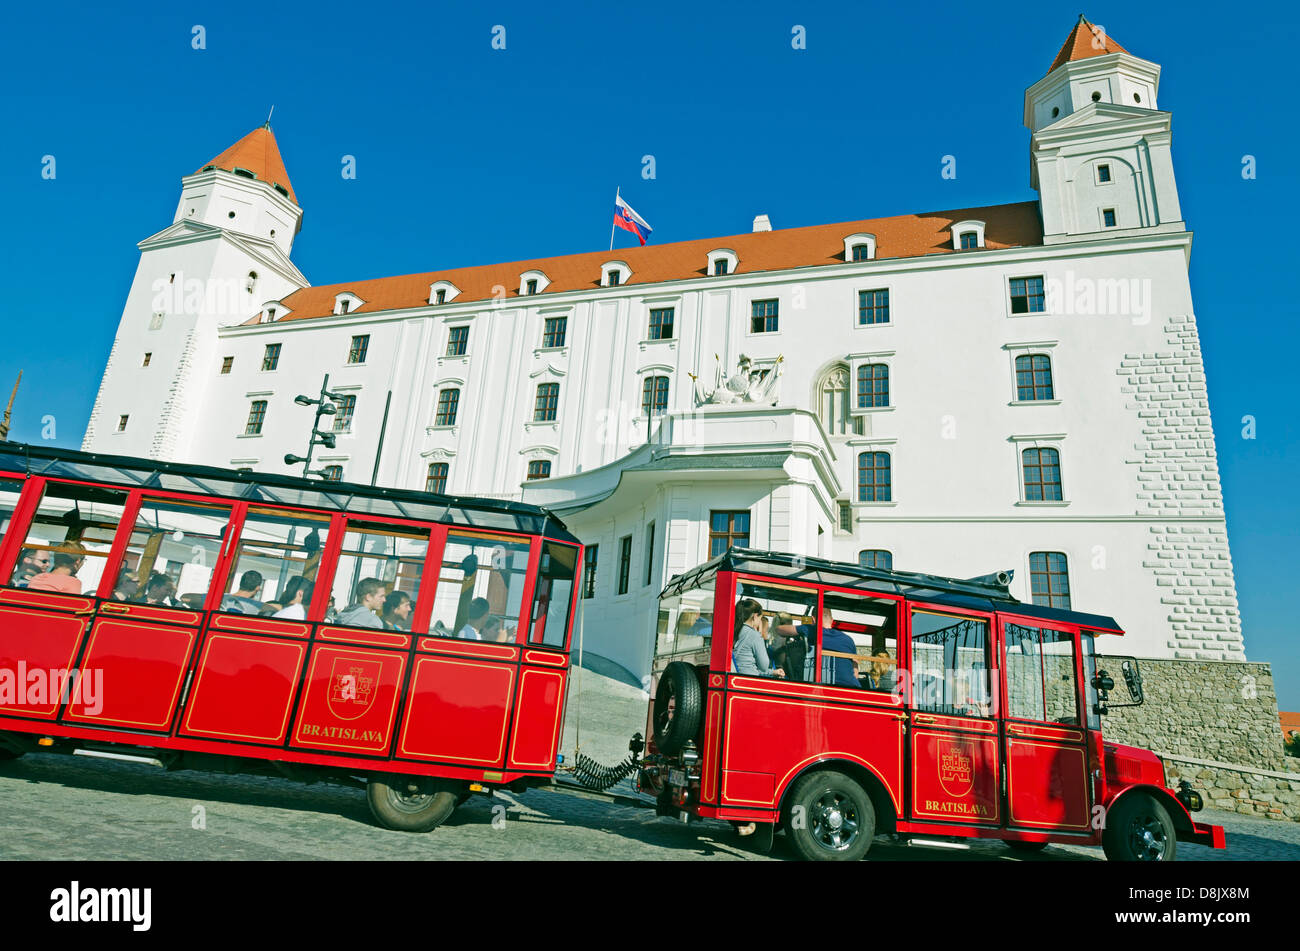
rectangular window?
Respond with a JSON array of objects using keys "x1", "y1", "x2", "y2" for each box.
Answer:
[
  {"x1": 5, "y1": 481, "x2": 130, "y2": 595},
  {"x1": 644, "y1": 522, "x2": 655, "y2": 586},
  {"x1": 857, "y1": 451, "x2": 891, "y2": 502},
  {"x1": 425, "y1": 462, "x2": 448, "y2": 494},
  {"x1": 608, "y1": 270, "x2": 621, "y2": 287},
  {"x1": 530, "y1": 542, "x2": 578, "y2": 647},
  {"x1": 1009, "y1": 276, "x2": 1046, "y2": 314},
  {"x1": 262, "y1": 343, "x2": 281, "y2": 371},
  {"x1": 732, "y1": 580, "x2": 817, "y2": 681},
  {"x1": 1004, "y1": 624, "x2": 1078, "y2": 723},
  {"x1": 534, "y1": 382, "x2": 559, "y2": 422},
  {"x1": 822, "y1": 590, "x2": 899, "y2": 691},
  {"x1": 339, "y1": 300, "x2": 350, "y2": 315},
  {"x1": 1021, "y1": 447, "x2": 1063, "y2": 501},
  {"x1": 1015, "y1": 354, "x2": 1054, "y2": 401},
  {"x1": 857, "y1": 288, "x2": 890, "y2": 325},
  {"x1": 434, "y1": 389, "x2": 460, "y2": 426},
  {"x1": 332, "y1": 394, "x2": 356, "y2": 432},
  {"x1": 245, "y1": 400, "x2": 267, "y2": 435},
  {"x1": 447, "y1": 326, "x2": 469, "y2": 356},
  {"x1": 542, "y1": 316, "x2": 567, "y2": 348},
  {"x1": 713, "y1": 259, "x2": 728, "y2": 276},
  {"x1": 750, "y1": 299, "x2": 778, "y2": 333},
  {"x1": 221, "y1": 356, "x2": 233, "y2": 374},
  {"x1": 219, "y1": 507, "x2": 330, "y2": 616},
  {"x1": 908, "y1": 609, "x2": 992, "y2": 716},
  {"x1": 526, "y1": 460, "x2": 551, "y2": 480},
  {"x1": 330, "y1": 521, "x2": 431, "y2": 631},
  {"x1": 648, "y1": 307, "x2": 675, "y2": 340},
  {"x1": 117, "y1": 415, "x2": 129, "y2": 432},
  {"x1": 641, "y1": 376, "x2": 669, "y2": 416},
  {"x1": 116, "y1": 497, "x2": 234, "y2": 609},
  {"x1": 427, "y1": 530, "x2": 530, "y2": 640},
  {"x1": 348, "y1": 335, "x2": 370, "y2": 364},
  {"x1": 960, "y1": 232, "x2": 979, "y2": 249},
  {"x1": 856, "y1": 364, "x2": 889, "y2": 408},
  {"x1": 1102, "y1": 208, "x2": 1117, "y2": 228},
  {"x1": 838, "y1": 501, "x2": 852, "y2": 532},
  {"x1": 1029, "y1": 552, "x2": 1071, "y2": 609},
  {"x1": 708, "y1": 510, "x2": 750, "y2": 558},
  {"x1": 582, "y1": 544, "x2": 598, "y2": 599},
  {"x1": 526, "y1": 279, "x2": 538, "y2": 296},
  {"x1": 435, "y1": 288, "x2": 447, "y2": 304},
  {"x1": 617, "y1": 534, "x2": 632, "y2": 595},
  {"x1": 851, "y1": 244, "x2": 871, "y2": 262},
  {"x1": 142, "y1": 353, "x2": 152, "y2": 367},
  {"x1": 1097, "y1": 164, "x2": 1111, "y2": 183}
]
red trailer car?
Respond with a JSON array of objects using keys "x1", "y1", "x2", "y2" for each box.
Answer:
[
  {"x1": 639, "y1": 549, "x2": 1227, "y2": 861},
  {"x1": 0, "y1": 441, "x2": 581, "y2": 831}
]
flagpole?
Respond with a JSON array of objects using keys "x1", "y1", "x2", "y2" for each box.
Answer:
[{"x1": 609, "y1": 186, "x2": 618, "y2": 251}]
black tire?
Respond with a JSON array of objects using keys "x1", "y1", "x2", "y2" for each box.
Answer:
[
  {"x1": 366, "y1": 774, "x2": 461, "y2": 832},
  {"x1": 1005, "y1": 840, "x2": 1048, "y2": 853},
  {"x1": 652, "y1": 662, "x2": 703, "y2": 755},
  {"x1": 1103, "y1": 792, "x2": 1177, "y2": 862},
  {"x1": 783, "y1": 770, "x2": 875, "y2": 861}
]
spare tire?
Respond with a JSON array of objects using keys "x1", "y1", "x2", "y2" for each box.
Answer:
[{"x1": 652, "y1": 661, "x2": 703, "y2": 755}]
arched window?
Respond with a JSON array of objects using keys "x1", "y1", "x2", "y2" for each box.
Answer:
[
  {"x1": 1021, "y1": 448, "x2": 1062, "y2": 500},
  {"x1": 856, "y1": 364, "x2": 889, "y2": 408},
  {"x1": 859, "y1": 549, "x2": 893, "y2": 570},
  {"x1": 857, "y1": 452, "x2": 891, "y2": 502},
  {"x1": 534, "y1": 382, "x2": 560, "y2": 422},
  {"x1": 425, "y1": 462, "x2": 449, "y2": 494},
  {"x1": 435, "y1": 389, "x2": 460, "y2": 427},
  {"x1": 1029, "y1": 552, "x2": 1071, "y2": 608},
  {"x1": 1015, "y1": 354, "x2": 1054, "y2": 401},
  {"x1": 816, "y1": 364, "x2": 863, "y2": 436}
]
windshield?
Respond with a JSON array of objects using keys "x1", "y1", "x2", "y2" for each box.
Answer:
[{"x1": 654, "y1": 584, "x2": 715, "y2": 674}]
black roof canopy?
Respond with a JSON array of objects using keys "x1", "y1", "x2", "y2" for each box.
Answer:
[
  {"x1": 660, "y1": 547, "x2": 1122, "y2": 633},
  {"x1": 0, "y1": 441, "x2": 578, "y2": 543}
]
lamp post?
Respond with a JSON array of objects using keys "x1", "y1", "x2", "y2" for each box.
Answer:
[{"x1": 284, "y1": 373, "x2": 345, "y2": 479}]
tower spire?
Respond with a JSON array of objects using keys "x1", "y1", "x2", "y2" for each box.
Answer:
[
  {"x1": 264, "y1": 105, "x2": 275, "y2": 130},
  {"x1": 0, "y1": 370, "x2": 21, "y2": 441}
]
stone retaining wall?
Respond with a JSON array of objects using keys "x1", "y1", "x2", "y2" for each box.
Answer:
[{"x1": 1100, "y1": 656, "x2": 1299, "y2": 820}]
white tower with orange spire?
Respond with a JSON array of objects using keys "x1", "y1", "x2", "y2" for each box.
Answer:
[
  {"x1": 82, "y1": 124, "x2": 308, "y2": 459},
  {"x1": 1025, "y1": 16, "x2": 1184, "y2": 243}
]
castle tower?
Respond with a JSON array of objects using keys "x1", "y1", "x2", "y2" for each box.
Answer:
[
  {"x1": 1025, "y1": 16, "x2": 1184, "y2": 243},
  {"x1": 82, "y1": 124, "x2": 309, "y2": 460}
]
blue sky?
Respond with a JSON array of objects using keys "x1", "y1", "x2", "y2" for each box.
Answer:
[{"x1": 0, "y1": 1, "x2": 1296, "y2": 705}]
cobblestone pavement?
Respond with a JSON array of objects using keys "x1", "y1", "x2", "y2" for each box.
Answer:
[{"x1": 1, "y1": 754, "x2": 1297, "y2": 861}]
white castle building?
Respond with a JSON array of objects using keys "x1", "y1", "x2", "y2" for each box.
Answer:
[{"x1": 83, "y1": 17, "x2": 1244, "y2": 683}]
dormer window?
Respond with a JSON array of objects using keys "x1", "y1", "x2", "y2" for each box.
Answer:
[
  {"x1": 232, "y1": 167, "x2": 257, "y2": 181},
  {"x1": 949, "y1": 220, "x2": 985, "y2": 250},
  {"x1": 435, "y1": 289, "x2": 446, "y2": 304},
  {"x1": 333, "y1": 292, "x2": 363, "y2": 316},
  {"x1": 519, "y1": 270, "x2": 550, "y2": 296},
  {"x1": 842, "y1": 233, "x2": 876, "y2": 262},
  {"x1": 266, "y1": 307, "x2": 276, "y2": 321},
  {"x1": 428, "y1": 281, "x2": 460, "y2": 305},
  {"x1": 261, "y1": 300, "x2": 290, "y2": 322},
  {"x1": 707, "y1": 249, "x2": 738, "y2": 277},
  {"x1": 600, "y1": 261, "x2": 630, "y2": 288}
]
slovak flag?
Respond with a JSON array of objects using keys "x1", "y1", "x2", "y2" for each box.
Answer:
[{"x1": 613, "y1": 193, "x2": 653, "y2": 245}]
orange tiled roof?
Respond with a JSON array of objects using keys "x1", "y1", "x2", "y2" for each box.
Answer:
[
  {"x1": 196, "y1": 126, "x2": 296, "y2": 204},
  {"x1": 1047, "y1": 15, "x2": 1129, "y2": 75},
  {"x1": 257, "y1": 201, "x2": 1042, "y2": 324},
  {"x1": 1281, "y1": 711, "x2": 1300, "y2": 736}
]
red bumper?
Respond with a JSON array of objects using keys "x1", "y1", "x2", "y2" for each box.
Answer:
[{"x1": 1179, "y1": 820, "x2": 1226, "y2": 850}]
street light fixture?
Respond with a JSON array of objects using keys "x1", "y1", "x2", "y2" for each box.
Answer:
[{"x1": 289, "y1": 374, "x2": 346, "y2": 479}]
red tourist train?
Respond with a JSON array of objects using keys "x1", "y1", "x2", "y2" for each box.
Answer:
[
  {"x1": 0, "y1": 441, "x2": 581, "y2": 831},
  {"x1": 638, "y1": 549, "x2": 1227, "y2": 861}
]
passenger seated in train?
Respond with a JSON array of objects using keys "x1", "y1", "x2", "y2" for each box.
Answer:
[
  {"x1": 767, "y1": 611, "x2": 806, "y2": 681},
  {"x1": 112, "y1": 568, "x2": 141, "y2": 601},
  {"x1": 26, "y1": 543, "x2": 87, "y2": 595},
  {"x1": 862, "y1": 652, "x2": 896, "y2": 693},
  {"x1": 221, "y1": 571, "x2": 265, "y2": 614},
  {"x1": 481, "y1": 615, "x2": 516, "y2": 643},
  {"x1": 457, "y1": 597, "x2": 491, "y2": 640},
  {"x1": 336, "y1": 578, "x2": 387, "y2": 628},
  {"x1": 273, "y1": 577, "x2": 313, "y2": 620},
  {"x1": 141, "y1": 572, "x2": 177, "y2": 607},
  {"x1": 802, "y1": 609, "x2": 861, "y2": 689},
  {"x1": 11, "y1": 548, "x2": 51, "y2": 588},
  {"x1": 382, "y1": 590, "x2": 412, "y2": 630}
]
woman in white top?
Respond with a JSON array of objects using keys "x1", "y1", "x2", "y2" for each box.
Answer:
[{"x1": 273, "y1": 577, "x2": 313, "y2": 620}]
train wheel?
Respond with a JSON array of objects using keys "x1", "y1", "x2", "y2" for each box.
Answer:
[
  {"x1": 367, "y1": 774, "x2": 460, "y2": 832},
  {"x1": 783, "y1": 770, "x2": 875, "y2": 861},
  {"x1": 1102, "y1": 792, "x2": 1176, "y2": 862},
  {"x1": 652, "y1": 662, "x2": 702, "y2": 755}
]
